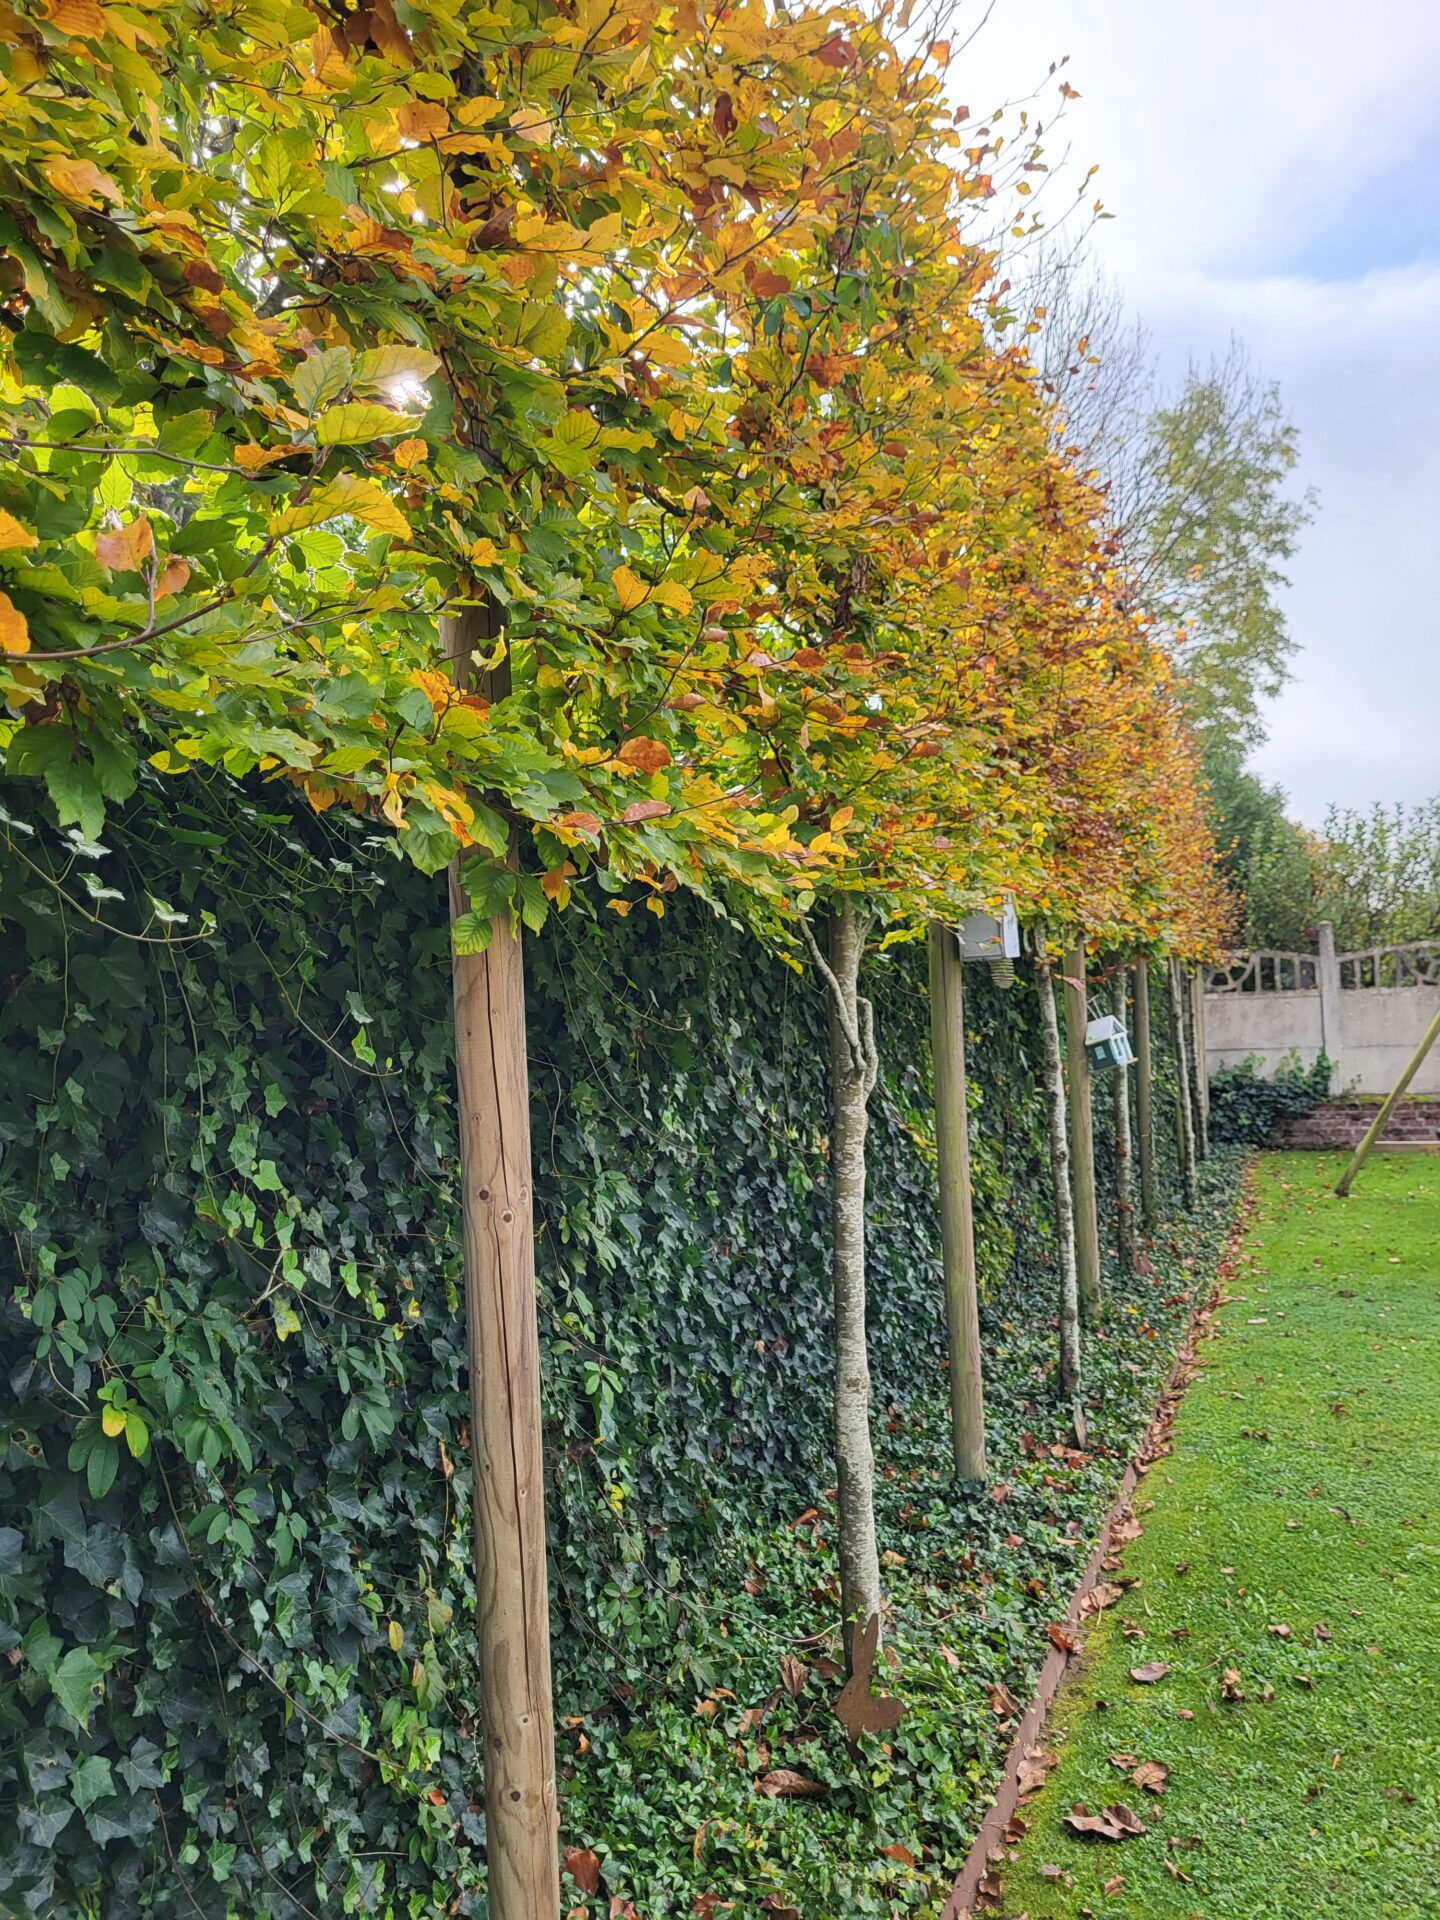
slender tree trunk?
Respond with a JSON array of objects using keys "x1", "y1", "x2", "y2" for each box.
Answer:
[
  {"x1": 443, "y1": 607, "x2": 560, "y2": 1920},
  {"x1": 1111, "y1": 971, "x2": 1137, "y2": 1271},
  {"x1": 927, "y1": 923, "x2": 987, "y2": 1481},
  {"x1": 1190, "y1": 968, "x2": 1211, "y2": 1159},
  {"x1": 1037, "y1": 955, "x2": 1083, "y2": 1414},
  {"x1": 814, "y1": 897, "x2": 883, "y2": 1665},
  {"x1": 1061, "y1": 940, "x2": 1102, "y2": 1321},
  {"x1": 1132, "y1": 961, "x2": 1158, "y2": 1233},
  {"x1": 1168, "y1": 957, "x2": 1200, "y2": 1211}
]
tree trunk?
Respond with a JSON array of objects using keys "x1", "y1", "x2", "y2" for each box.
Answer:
[
  {"x1": 927, "y1": 922, "x2": 987, "y2": 1482},
  {"x1": 817, "y1": 897, "x2": 883, "y2": 1664},
  {"x1": 1061, "y1": 940, "x2": 1102, "y2": 1321},
  {"x1": 1111, "y1": 972, "x2": 1137, "y2": 1271},
  {"x1": 1168, "y1": 957, "x2": 1200, "y2": 1212},
  {"x1": 443, "y1": 607, "x2": 560, "y2": 1920},
  {"x1": 1132, "y1": 961, "x2": 1158, "y2": 1233},
  {"x1": 1037, "y1": 955, "x2": 1083, "y2": 1411}
]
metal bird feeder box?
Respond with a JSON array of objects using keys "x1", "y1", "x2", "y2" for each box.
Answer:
[
  {"x1": 1084, "y1": 1014, "x2": 1135, "y2": 1073},
  {"x1": 954, "y1": 902, "x2": 1021, "y2": 988}
]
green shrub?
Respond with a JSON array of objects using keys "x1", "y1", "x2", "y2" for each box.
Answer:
[{"x1": 1208, "y1": 1050, "x2": 1333, "y2": 1144}]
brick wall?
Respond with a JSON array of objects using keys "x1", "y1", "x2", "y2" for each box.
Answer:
[{"x1": 1275, "y1": 1100, "x2": 1440, "y2": 1151}]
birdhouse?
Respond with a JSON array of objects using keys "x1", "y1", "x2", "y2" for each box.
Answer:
[
  {"x1": 954, "y1": 902, "x2": 1020, "y2": 962},
  {"x1": 954, "y1": 902, "x2": 1021, "y2": 988},
  {"x1": 1084, "y1": 1014, "x2": 1135, "y2": 1072}
]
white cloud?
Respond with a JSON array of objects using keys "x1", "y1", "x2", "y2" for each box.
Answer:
[{"x1": 959, "y1": 1, "x2": 1440, "y2": 822}]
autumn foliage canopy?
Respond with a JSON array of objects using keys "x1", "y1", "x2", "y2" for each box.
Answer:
[{"x1": 0, "y1": 0, "x2": 1224, "y2": 959}]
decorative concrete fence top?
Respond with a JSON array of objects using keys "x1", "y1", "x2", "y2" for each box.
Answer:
[{"x1": 1204, "y1": 924, "x2": 1440, "y2": 1097}]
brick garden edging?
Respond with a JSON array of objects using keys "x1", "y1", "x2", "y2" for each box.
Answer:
[
  {"x1": 939, "y1": 1178, "x2": 1257, "y2": 1920},
  {"x1": 1276, "y1": 1098, "x2": 1440, "y2": 1151}
]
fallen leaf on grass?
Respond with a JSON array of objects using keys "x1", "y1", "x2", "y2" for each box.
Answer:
[
  {"x1": 1132, "y1": 1761, "x2": 1170, "y2": 1794},
  {"x1": 1221, "y1": 1668, "x2": 1245, "y2": 1702},
  {"x1": 756, "y1": 1770, "x2": 826, "y2": 1798},
  {"x1": 1103, "y1": 1873, "x2": 1125, "y2": 1895},
  {"x1": 1083, "y1": 1582, "x2": 1126, "y2": 1616},
  {"x1": 1130, "y1": 1661, "x2": 1171, "y2": 1684},
  {"x1": 1108, "y1": 1752, "x2": 1140, "y2": 1770},
  {"x1": 1016, "y1": 1746, "x2": 1058, "y2": 1796},
  {"x1": 1062, "y1": 1803, "x2": 1145, "y2": 1841},
  {"x1": 1267, "y1": 1623, "x2": 1292, "y2": 1639},
  {"x1": 1164, "y1": 1857, "x2": 1193, "y2": 1882}
]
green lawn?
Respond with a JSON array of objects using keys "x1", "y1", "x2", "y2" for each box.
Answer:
[{"x1": 992, "y1": 1153, "x2": 1440, "y2": 1919}]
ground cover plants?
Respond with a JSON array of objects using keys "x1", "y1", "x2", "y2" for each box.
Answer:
[
  {"x1": 992, "y1": 1152, "x2": 1440, "y2": 1919},
  {"x1": 0, "y1": 779, "x2": 1237, "y2": 1918}
]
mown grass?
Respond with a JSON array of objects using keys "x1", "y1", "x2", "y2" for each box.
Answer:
[{"x1": 993, "y1": 1152, "x2": 1440, "y2": 1920}]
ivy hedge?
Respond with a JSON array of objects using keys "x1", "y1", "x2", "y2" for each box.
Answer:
[{"x1": 0, "y1": 774, "x2": 1235, "y2": 1919}]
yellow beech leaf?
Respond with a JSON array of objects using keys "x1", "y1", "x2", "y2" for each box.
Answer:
[
  {"x1": 0, "y1": 510, "x2": 37, "y2": 550},
  {"x1": 397, "y1": 100, "x2": 449, "y2": 141},
  {"x1": 469, "y1": 538, "x2": 498, "y2": 567},
  {"x1": 394, "y1": 438, "x2": 428, "y2": 471},
  {"x1": 234, "y1": 443, "x2": 305, "y2": 472},
  {"x1": 652, "y1": 581, "x2": 693, "y2": 616},
  {"x1": 101, "y1": 1406, "x2": 127, "y2": 1438},
  {"x1": 44, "y1": 0, "x2": 106, "y2": 35},
  {"x1": 352, "y1": 346, "x2": 441, "y2": 392},
  {"x1": 387, "y1": 1620, "x2": 405, "y2": 1653},
  {"x1": 270, "y1": 475, "x2": 411, "y2": 541},
  {"x1": 612, "y1": 564, "x2": 648, "y2": 612},
  {"x1": 94, "y1": 516, "x2": 154, "y2": 571},
  {"x1": 313, "y1": 403, "x2": 419, "y2": 446},
  {"x1": 41, "y1": 157, "x2": 122, "y2": 206},
  {"x1": 616, "y1": 736, "x2": 671, "y2": 774}
]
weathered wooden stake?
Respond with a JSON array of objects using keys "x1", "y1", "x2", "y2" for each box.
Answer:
[
  {"x1": 927, "y1": 922, "x2": 987, "y2": 1481},
  {"x1": 1111, "y1": 971, "x2": 1137, "y2": 1271},
  {"x1": 1335, "y1": 1002, "x2": 1440, "y2": 1196},
  {"x1": 443, "y1": 606, "x2": 560, "y2": 1920},
  {"x1": 1037, "y1": 954, "x2": 1083, "y2": 1417},
  {"x1": 1190, "y1": 968, "x2": 1211, "y2": 1159},
  {"x1": 1132, "y1": 961, "x2": 1158, "y2": 1233},
  {"x1": 1061, "y1": 940, "x2": 1102, "y2": 1320},
  {"x1": 1168, "y1": 957, "x2": 1200, "y2": 1212}
]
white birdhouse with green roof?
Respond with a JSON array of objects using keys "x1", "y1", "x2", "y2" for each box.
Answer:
[{"x1": 1084, "y1": 1013, "x2": 1135, "y2": 1072}]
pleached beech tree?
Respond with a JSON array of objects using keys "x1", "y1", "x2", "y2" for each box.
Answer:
[{"x1": 1, "y1": 0, "x2": 1231, "y2": 1904}]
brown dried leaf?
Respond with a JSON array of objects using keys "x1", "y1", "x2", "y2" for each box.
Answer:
[
  {"x1": 1221, "y1": 1667, "x2": 1245, "y2": 1703},
  {"x1": 1083, "y1": 1581, "x2": 1125, "y2": 1615},
  {"x1": 779, "y1": 1654, "x2": 809, "y2": 1698},
  {"x1": 563, "y1": 1848, "x2": 602, "y2": 1894},
  {"x1": 1107, "y1": 1752, "x2": 1140, "y2": 1770},
  {"x1": 1103, "y1": 1873, "x2": 1125, "y2": 1895},
  {"x1": 880, "y1": 1842, "x2": 915, "y2": 1868},
  {"x1": 988, "y1": 1682, "x2": 1021, "y2": 1719},
  {"x1": 756, "y1": 1770, "x2": 826, "y2": 1799},
  {"x1": 1129, "y1": 1661, "x2": 1171, "y2": 1684},
  {"x1": 1132, "y1": 1760, "x2": 1170, "y2": 1793},
  {"x1": 1047, "y1": 1622, "x2": 1079, "y2": 1653},
  {"x1": 1062, "y1": 1802, "x2": 1145, "y2": 1841}
]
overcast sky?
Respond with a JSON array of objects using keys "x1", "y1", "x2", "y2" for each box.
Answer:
[{"x1": 963, "y1": 0, "x2": 1440, "y2": 826}]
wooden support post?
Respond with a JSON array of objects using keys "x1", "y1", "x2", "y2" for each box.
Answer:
[
  {"x1": 1168, "y1": 957, "x2": 1200, "y2": 1212},
  {"x1": 1334, "y1": 1002, "x2": 1440, "y2": 1196},
  {"x1": 927, "y1": 922, "x2": 987, "y2": 1481},
  {"x1": 444, "y1": 606, "x2": 560, "y2": 1920},
  {"x1": 1111, "y1": 970, "x2": 1137, "y2": 1271},
  {"x1": 1037, "y1": 954, "x2": 1083, "y2": 1425},
  {"x1": 1132, "y1": 961, "x2": 1158, "y2": 1233},
  {"x1": 1061, "y1": 940, "x2": 1102, "y2": 1320},
  {"x1": 1188, "y1": 968, "x2": 1210, "y2": 1160}
]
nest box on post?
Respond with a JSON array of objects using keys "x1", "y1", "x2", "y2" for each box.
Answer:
[
  {"x1": 954, "y1": 902, "x2": 1021, "y2": 988},
  {"x1": 1084, "y1": 1014, "x2": 1135, "y2": 1073}
]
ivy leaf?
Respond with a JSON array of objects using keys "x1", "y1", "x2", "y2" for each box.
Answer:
[
  {"x1": 50, "y1": 1646, "x2": 105, "y2": 1728},
  {"x1": 70, "y1": 1754, "x2": 115, "y2": 1812}
]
